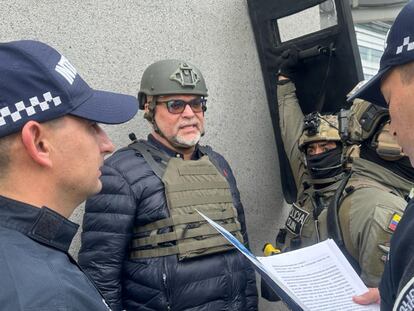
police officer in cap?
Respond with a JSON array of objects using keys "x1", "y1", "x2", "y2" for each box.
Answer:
[
  {"x1": 79, "y1": 59, "x2": 258, "y2": 311},
  {"x1": 0, "y1": 40, "x2": 138, "y2": 310},
  {"x1": 350, "y1": 1, "x2": 414, "y2": 309}
]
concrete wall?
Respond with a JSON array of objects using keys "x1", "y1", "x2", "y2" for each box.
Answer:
[{"x1": 1, "y1": 1, "x2": 291, "y2": 309}]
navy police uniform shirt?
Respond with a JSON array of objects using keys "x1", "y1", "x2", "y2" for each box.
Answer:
[
  {"x1": 0, "y1": 195, "x2": 111, "y2": 311},
  {"x1": 380, "y1": 198, "x2": 414, "y2": 311}
]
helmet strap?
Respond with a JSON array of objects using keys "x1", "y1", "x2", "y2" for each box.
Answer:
[
  {"x1": 144, "y1": 96, "x2": 163, "y2": 136},
  {"x1": 150, "y1": 96, "x2": 162, "y2": 135}
]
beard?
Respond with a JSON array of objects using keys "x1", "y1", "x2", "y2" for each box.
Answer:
[
  {"x1": 170, "y1": 126, "x2": 205, "y2": 148},
  {"x1": 167, "y1": 118, "x2": 204, "y2": 148},
  {"x1": 171, "y1": 131, "x2": 202, "y2": 148},
  {"x1": 156, "y1": 119, "x2": 205, "y2": 149}
]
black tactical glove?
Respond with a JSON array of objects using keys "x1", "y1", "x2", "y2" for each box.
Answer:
[{"x1": 278, "y1": 48, "x2": 300, "y2": 80}]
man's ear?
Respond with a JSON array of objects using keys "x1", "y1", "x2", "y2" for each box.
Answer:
[{"x1": 21, "y1": 121, "x2": 53, "y2": 168}]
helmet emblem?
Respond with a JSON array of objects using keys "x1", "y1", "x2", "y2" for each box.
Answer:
[{"x1": 169, "y1": 63, "x2": 200, "y2": 87}]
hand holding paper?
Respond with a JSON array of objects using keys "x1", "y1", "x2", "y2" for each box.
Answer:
[{"x1": 197, "y1": 211, "x2": 380, "y2": 311}]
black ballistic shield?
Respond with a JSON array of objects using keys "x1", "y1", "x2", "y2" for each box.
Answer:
[{"x1": 247, "y1": 0, "x2": 364, "y2": 203}]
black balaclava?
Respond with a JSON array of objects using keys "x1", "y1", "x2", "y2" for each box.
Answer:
[{"x1": 306, "y1": 147, "x2": 343, "y2": 181}]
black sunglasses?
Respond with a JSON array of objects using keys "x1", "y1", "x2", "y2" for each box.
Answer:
[{"x1": 157, "y1": 98, "x2": 207, "y2": 114}]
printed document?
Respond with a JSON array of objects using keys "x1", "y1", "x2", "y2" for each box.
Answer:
[{"x1": 198, "y1": 211, "x2": 380, "y2": 311}]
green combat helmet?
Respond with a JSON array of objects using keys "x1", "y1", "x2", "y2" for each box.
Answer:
[
  {"x1": 298, "y1": 112, "x2": 341, "y2": 151},
  {"x1": 138, "y1": 60, "x2": 208, "y2": 123}
]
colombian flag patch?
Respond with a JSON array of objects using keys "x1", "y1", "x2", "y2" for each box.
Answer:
[{"x1": 388, "y1": 213, "x2": 402, "y2": 232}]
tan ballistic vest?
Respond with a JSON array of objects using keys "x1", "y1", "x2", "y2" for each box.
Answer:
[{"x1": 129, "y1": 141, "x2": 243, "y2": 261}]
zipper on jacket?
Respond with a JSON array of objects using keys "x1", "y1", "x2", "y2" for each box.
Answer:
[{"x1": 162, "y1": 273, "x2": 171, "y2": 310}]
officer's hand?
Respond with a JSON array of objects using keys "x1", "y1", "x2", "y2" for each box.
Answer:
[
  {"x1": 278, "y1": 48, "x2": 300, "y2": 79},
  {"x1": 352, "y1": 288, "x2": 380, "y2": 305}
]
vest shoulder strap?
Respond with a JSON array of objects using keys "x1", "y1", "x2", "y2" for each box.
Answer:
[
  {"x1": 327, "y1": 172, "x2": 396, "y2": 245},
  {"x1": 326, "y1": 171, "x2": 362, "y2": 273},
  {"x1": 128, "y1": 142, "x2": 224, "y2": 180},
  {"x1": 198, "y1": 145, "x2": 226, "y2": 178},
  {"x1": 128, "y1": 140, "x2": 170, "y2": 179},
  {"x1": 327, "y1": 171, "x2": 352, "y2": 247},
  {"x1": 198, "y1": 145, "x2": 212, "y2": 154}
]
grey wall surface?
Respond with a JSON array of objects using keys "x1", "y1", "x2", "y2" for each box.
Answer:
[{"x1": 1, "y1": 1, "x2": 291, "y2": 310}]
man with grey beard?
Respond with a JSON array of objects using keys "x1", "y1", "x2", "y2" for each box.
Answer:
[{"x1": 78, "y1": 59, "x2": 258, "y2": 311}]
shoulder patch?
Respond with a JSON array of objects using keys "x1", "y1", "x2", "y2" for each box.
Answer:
[
  {"x1": 285, "y1": 203, "x2": 310, "y2": 236},
  {"x1": 393, "y1": 276, "x2": 414, "y2": 311},
  {"x1": 388, "y1": 213, "x2": 402, "y2": 232}
]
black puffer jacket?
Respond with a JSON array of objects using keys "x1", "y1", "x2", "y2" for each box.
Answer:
[{"x1": 79, "y1": 136, "x2": 258, "y2": 311}]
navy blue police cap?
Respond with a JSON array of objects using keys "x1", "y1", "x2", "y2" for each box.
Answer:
[
  {"x1": 0, "y1": 40, "x2": 138, "y2": 138},
  {"x1": 349, "y1": 0, "x2": 414, "y2": 107}
]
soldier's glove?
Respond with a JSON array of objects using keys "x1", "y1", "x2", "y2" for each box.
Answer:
[{"x1": 278, "y1": 48, "x2": 300, "y2": 80}]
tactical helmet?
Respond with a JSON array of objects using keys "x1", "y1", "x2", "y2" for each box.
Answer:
[
  {"x1": 298, "y1": 112, "x2": 341, "y2": 151},
  {"x1": 138, "y1": 59, "x2": 208, "y2": 110},
  {"x1": 346, "y1": 99, "x2": 389, "y2": 142},
  {"x1": 343, "y1": 99, "x2": 404, "y2": 161}
]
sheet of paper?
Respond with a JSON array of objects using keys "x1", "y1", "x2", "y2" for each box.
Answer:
[
  {"x1": 259, "y1": 240, "x2": 380, "y2": 311},
  {"x1": 198, "y1": 211, "x2": 304, "y2": 310},
  {"x1": 198, "y1": 211, "x2": 380, "y2": 311}
]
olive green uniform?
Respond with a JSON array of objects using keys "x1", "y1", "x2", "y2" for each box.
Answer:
[
  {"x1": 276, "y1": 81, "x2": 342, "y2": 250},
  {"x1": 277, "y1": 81, "x2": 410, "y2": 287},
  {"x1": 277, "y1": 82, "x2": 307, "y2": 193},
  {"x1": 337, "y1": 157, "x2": 411, "y2": 286}
]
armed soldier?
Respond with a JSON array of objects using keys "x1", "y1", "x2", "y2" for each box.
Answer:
[
  {"x1": 275, "y1": 82, "x2": 344, "y2": 251},
  {"x1": 261, "y1": 68, "x2": 348, "y2": 300},
  {"x1": 263, "y1": 49, "x2": 414, "y2": 297},
  {"x1": 79, "y1": 59, "x2": 258, "y2": 311}
]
